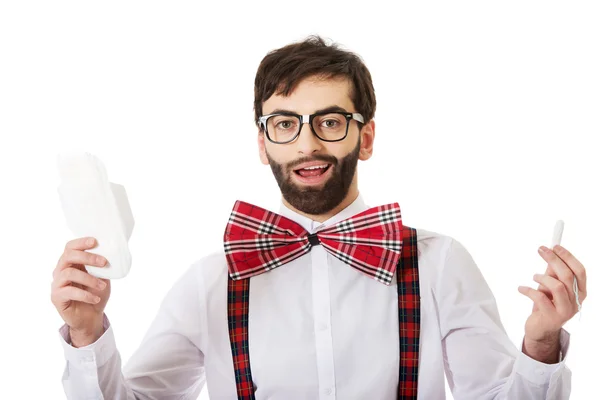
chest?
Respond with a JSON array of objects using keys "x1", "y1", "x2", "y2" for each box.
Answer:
[
  {"x1": 247, "y1": 251, "x2": 402, "y2": 398},
  {"x1": 206, "y1": 246, "x2": 424, "y2": 399}
]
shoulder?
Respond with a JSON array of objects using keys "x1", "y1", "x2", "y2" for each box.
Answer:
[
  {"x1": 411, "y1": 226, "x2": 476, "y2": 278},
  {"x1": 412, "y1": 226, "x2": 454, "y2": 259},
  {"x1": 412, "y1": 226, "x2": 471, "y2": 258},
  {"x1": 186, "y1": 249, "x2": 229, "y2": 298},
  {"x1": 411, "y1": 226, "x2": 489, "y2": 297}
]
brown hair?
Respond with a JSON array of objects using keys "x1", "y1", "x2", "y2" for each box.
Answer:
[{"x1": 253, "y1": 35, "x2": 376, "y2": 129}]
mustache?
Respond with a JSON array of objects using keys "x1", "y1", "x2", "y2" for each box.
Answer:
[{"x1": 288, "y1": 155, "x2": 338, "y2": 170}]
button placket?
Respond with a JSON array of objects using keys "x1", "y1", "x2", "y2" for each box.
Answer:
[{"x1": 311, "y1": 246, "x2": 336, "y2": 399}]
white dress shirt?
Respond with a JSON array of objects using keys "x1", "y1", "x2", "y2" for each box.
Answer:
[{"x1": 58, "y1": 193, "x2": 572, "y2": 399}]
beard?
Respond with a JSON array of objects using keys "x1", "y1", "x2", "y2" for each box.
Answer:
[{"x1": 265, "y1": 136, "x2": 361, "y2": 215}]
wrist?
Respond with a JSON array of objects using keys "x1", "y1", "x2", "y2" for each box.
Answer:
[
  {"x1": 522, "y1": 331, "x2": 561, "y2": 364},
  {"x1": 69, "y1": 316, "x2": 105, "y2": 348}
]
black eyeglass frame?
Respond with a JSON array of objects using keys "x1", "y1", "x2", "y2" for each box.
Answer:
[{"x1": 257, "y1": 111, "x2": 365, "y2": 144}]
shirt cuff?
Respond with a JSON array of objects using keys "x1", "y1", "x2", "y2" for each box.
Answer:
[
  {"x1": 514, "y1": 328, "x2": 571, "y2": 385},
  {"x1": 58, "y1": 313, "x2": 116, "y2": 369}
]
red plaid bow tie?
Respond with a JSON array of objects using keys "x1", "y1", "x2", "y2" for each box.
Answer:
[{"x1": 223, "y1": 200, "x2": 404, "y2": 285}]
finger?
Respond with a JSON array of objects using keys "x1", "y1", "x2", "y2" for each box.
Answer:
[
  {"x1": 541, "y1": 254, "x2": 558, "y2": 279},
  {"x1": 65, "y1": 237, "x2": 98, "y2": 251},
  {"x1": 536, "y1": 282, "x2": 554, "y2": 301},
  {"x1": 531, "y1": 282, "x2": 554, "y2": 313},
  {"x1": 532, "y1": 274, "x2": 572, "y2": 315},
  {"x1": 552, "y1": 245, "x2": 587, "y2": 300},
  {"x1": 543, "y1": 263, "x2": 559, "y2": 279},
  {"x1": 518, "y1": 286, "x2": 555, "y2": 313},
  {"x1": 52, "y1": 285, "x2": 101, "y2": 305},
  {"x1": 539, "y1": 247, "x2": 574, "y2": 297},
  {"x1": 530, "y1": 283, "x2": 553, "y2": 312},
  {"x1": 53, "y1": 267, "x2": 107, "y2": 292},
  {"x1": 55, "y1": 249, "x2": 107, "y2": 277}
]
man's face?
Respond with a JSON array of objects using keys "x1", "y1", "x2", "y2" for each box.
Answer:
[{"x1": 258, "y1": 76, "x2": 374, "y2": 215}]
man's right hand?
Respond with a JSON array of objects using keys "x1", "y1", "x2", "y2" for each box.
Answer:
[{"x1": 51, "y1": 237, "x2": 111, "y2": 347}]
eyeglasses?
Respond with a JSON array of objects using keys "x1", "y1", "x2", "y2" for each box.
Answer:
[{"x1": 258, "y1": 111, "x2": 365, "y2": 144}]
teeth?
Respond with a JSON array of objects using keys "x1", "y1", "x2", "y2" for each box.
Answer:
[{"x1": 302, "y1": 165, "x2": 328, "y2": 170}]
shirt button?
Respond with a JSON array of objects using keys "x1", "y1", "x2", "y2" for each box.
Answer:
[
  {"x1": 324, "y1": 388, "x2": 332, "y2": 395},
  {"x1": 318, "y1": 323, "x2": 329, "y2": 331},
  {"x1": 535, "y1": 367, "x2": 545, "y2": 376}
]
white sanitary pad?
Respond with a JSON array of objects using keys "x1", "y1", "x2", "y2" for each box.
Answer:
[{"x1": 57, "y1": 152, "x2": 134, "y2": 279}]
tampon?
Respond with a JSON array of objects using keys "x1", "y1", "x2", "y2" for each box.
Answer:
[{"x1": 551, "y1": 220, "x2": 581, "y2": 319}]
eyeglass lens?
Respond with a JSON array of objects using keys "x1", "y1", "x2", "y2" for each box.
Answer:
[{"x1": 266, "y1": 113, "x2": 348, "y2": 143}]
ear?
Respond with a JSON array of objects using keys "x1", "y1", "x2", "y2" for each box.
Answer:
[
  {"x1": 257, "y1": 130, "x2": 269, "y2": 165},
  {"x1": 358, "y1": 120, "x2": 375, "y2": 161}
]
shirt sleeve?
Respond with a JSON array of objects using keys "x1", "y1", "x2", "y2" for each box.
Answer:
[
  {"x1": 58, "y1": 264, "x2": 206, "y2": 400},
  {"x1": 436, "y1": 238, "x2": 572, "y2": 399}
]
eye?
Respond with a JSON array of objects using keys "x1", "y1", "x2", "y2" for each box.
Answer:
[
  {"x1": 322, "y1": 119, "x2": 340, "y2": 128},
  {"x1": 277, "y1": 120, "x2": 294, "y2": 129},
  {"x1": 270, "y1": 116, "x2": 298, "y2": 131},
  {"x1": 315, "y1": 113, "x2": 345, "y2": 130}
]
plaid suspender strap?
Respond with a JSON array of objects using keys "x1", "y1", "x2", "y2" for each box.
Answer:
[
  {"x1": 227, "y1": 226, "x2": 421, "y2": 399},
  {"x1": 227, "y1": 277, "x2": 256, "y2": 399},
  {"x1": 397, "y1": 225, "x2": 421, "y2": 399}
]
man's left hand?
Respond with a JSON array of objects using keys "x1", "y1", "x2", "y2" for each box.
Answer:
[{"x1": 517, "y1": 244, "x2": 587, "y2": 363}]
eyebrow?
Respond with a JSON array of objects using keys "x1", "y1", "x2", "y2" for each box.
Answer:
[{"x1": 266, "y1": 105, "x2": 349, "y2": 115}]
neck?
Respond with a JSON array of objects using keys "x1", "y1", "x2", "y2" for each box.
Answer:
[{"x1": 281, "y1": 186, "x2": 360, "y2": 223}]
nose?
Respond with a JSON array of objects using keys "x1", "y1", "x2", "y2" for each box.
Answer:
[{"x1": 295, "y1": 122, "x2": 323, "y2": 155}]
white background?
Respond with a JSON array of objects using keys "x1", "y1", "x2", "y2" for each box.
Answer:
[{"x1": 1, "y1": 1, "x2": 598, "y2": 399}]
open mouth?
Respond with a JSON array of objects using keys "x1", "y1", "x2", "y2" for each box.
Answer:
[
  {"x1": 293, "y1": 164, "x2": 331, "y2": 177},
  {"x1": 292, "y1": 163, "x2": 332, "y2": 184}
]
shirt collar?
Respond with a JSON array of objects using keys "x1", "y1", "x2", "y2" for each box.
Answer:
[{"x1": 278, "y1": 192, "x2": 368, "y2": 234}]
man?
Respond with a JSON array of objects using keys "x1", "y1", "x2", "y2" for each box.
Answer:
[{"x1": 52, "y1": 35, "x2": 587, "y2": 399}]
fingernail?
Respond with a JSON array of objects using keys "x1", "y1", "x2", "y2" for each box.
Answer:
[
  {"x1": 98, "y1": 281, "x2": 106, "y2": 289},
  {"x1": 87, "y1": 238, "x2": 94, "y2": 246},
  {"x1": 94, "y1": 296, "x2": 101, "y2": 303},
  {"x1": 538, "y1": 246, "x2": 548, "y2": 253},
  {"x1": 96, "y1": 256, "x2": 106, "y2": 266}
]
